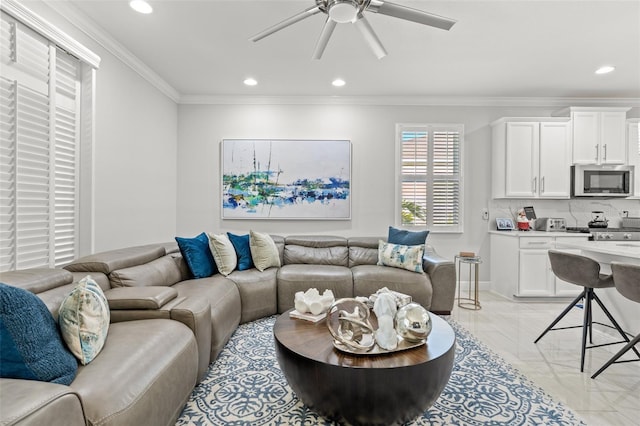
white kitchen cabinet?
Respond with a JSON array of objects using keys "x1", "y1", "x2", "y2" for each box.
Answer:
[
  {"x1": 490, "y1": 232, "x2": 588, "y2": 298},
  {"x1": 555, "y1": 107, "x2": 630, "y2": 165},
  {"x1": 492, "y1": 118, "x2": 571, "y2": 199}
]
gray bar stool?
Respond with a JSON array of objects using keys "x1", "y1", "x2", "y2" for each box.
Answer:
[
  {"x1": 591, "y1": 262, "x2": 640, "y2": 379},
  {"x1": 534, "y1": 250, "x2": 636, "y2": 372}
]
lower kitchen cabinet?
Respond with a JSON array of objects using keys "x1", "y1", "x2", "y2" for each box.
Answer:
[{"x1": 490, "y1": 232, "x2": 589, "y2": 298}]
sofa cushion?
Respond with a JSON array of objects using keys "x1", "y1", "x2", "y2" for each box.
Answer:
[
  {"x1": 207, "y1": 233, "x2": 237, "y2": 276},
  {"x1": 0, "y1": 283, "x2": 78, "y2": 385},
  {"x1": 283, "y1": 235, "x2": 349, "y2": 266},
  {"x1": 249, "y1": 231, "x2": 281, "y2": 272},
  {"x1": 64, "y1": 244, "x2": 167, "y2": 275},
  {"x1": 0, "y1": 268, "x2": 74, "y2": 294},
  {"x1": 69, "y1": 319, "x2": 198, "y2": 426},
  {"x1": 58, "y1": 276, "x2": 110, "y2": 365},
  {"x1": 348, "y1": 237, "x2": 384, "y2": 267},
  {"x1": 175, "y1": 233, "x2": 218, "y2": 278},
  {"x1": 227, "y1": 268, "x2": 278, "y2": 323},
  {"x1": 227, "y1": 232, "x2": 254, "y2": 271},
  {"x1": 377, "y1": 240, "x2": 425, "y2": 273},
  {"x1": 352, "y1": 264, "x2": 433, "y2": 309},
  {"x1": 388, "y1": 226, "x2": 429, "y2": 246},
  {"x1": 109, "y1": 255, "x2": 184, "y2": 287},
  {"x1": 277, "y1": 264, "x2": 353, "y2": 313}
]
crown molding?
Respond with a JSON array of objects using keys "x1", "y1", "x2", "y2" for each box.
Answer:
[
  {"x1": 179, "y1": 95, "x2": 640, "y2": 107},
  {"x1": 44, "y1": 0, "x2": 180, "y2": 103},
  {"x1": 1, "y1": 0, "x2": 100, "y2": 68}
]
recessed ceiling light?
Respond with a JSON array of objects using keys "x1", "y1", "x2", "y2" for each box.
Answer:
[
  {"x1": 130, "y1": 0, "x2": 153, "y2": 14},
  {"x1": 595, "y1": 65, "x2": 615, "y2": 75},
  {"x1": 332, "y1": 79, "x2": 346, "y2": 87},
  {"x1": 244, "y1": 78, "x2": 258, "y2": 86}
]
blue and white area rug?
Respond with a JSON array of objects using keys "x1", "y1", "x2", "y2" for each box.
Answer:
[{"x1": 176, "y1": 316, "x2": 585, "y2": 425}]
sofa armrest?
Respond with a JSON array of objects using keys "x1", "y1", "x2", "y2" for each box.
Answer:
[
  {"x1": 105, "y1": 286, "x2": 178, "y2": 310},
  {"x1": 170, "y1": 297, "x2": 212, "y2": 381},
  {"x1": 423, "y1": 247, "x2": 455, "y2": 315},
  {"x1": 0, "y1": 379, "x2": 86, "y2": 426}
]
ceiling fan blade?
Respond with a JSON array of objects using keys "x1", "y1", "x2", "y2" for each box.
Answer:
[
  {"x1": 250, "y1": 6, "x2": 323, "y2": 42},
  {"x1": 368, "y1": 0, "x2": 456, "y2": 31},
  {"x1": 312, "y1": 18, "x2": 337, "y2": 60},
  {"x1": 354, "y1": 15, "x2": 387, "y2": 59}
]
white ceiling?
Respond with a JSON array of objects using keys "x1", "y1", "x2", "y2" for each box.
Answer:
[{"x1": 54, "y1": 0, "x2": 640, "y2": 100}]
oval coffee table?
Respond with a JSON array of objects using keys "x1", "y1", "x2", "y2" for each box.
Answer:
[{"x1": 273, "y1": 309, "x2": 456, "y2": 425}]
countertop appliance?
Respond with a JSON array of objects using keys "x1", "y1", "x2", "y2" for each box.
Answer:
[
  {"x1": 534, "y1": 217, "x2": 567, "y2": 232},
  {"x1": 587, "y1": 211, "x2": 608, "y2": 228},
  {"x1": 571, "y1": 165, "x2": 634, "y2": 197},
  {"x1": 590, "y1": 228, "x2": 640, "y2": 241}
]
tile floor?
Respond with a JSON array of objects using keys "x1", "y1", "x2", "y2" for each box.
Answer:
[{"x1": 449, "y1": 291, "x2": 639, "y2": 426}]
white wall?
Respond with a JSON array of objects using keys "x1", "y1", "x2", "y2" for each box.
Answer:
[
  {"x1": 24, "y1": 1, "x2": 179, "y2": 253},
  {"x1": 177, "y1": 103, "x2": 639, "y2": 280}
]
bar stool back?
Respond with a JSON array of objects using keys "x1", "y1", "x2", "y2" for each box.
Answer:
[
  {"x1": 534, "y1": 250, "x2": 635, "y2": 373},
  {"x1": 591, "y1": 262, "x2": 640, "y2": 378}
]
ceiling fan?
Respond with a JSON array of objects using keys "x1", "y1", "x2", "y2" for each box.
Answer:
[{"x1": 250, "y1": 0, "x2": 457, "y2": 60}]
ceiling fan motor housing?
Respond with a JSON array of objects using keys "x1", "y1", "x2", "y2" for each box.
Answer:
[{"x1": 327, "y1": 0, "x2": 361, "y2": 23}]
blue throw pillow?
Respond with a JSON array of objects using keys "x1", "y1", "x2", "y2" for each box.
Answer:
[
  {"x1": 388, "y1": 226, "x2": 429, "y2": 246},
  {"x1": 0, "y1": 283, "x2": 78, "y2": 385},
  {"x1": 175, "y1": 232, "x2": 218, "y2": 278},
  {"x1": 228, "y1": 232, "x2": 254, "y2": 271}
]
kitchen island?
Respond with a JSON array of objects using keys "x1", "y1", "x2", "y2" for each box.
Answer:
[{"x1": 554, "y1": 239, "x2": 640, "y2": 335}]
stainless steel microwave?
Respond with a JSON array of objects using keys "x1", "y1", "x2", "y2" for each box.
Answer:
[{"x1": 571, "y1": 165, "x2": 634, "y2": 197}]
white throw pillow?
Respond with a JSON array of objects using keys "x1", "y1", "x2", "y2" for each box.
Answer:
[
  {"x1": 58, "y1": 275, "x2": 110, "y2": 365},
  {"x1": 377, "y1": 240, "x2": 425, "y2": 273},
  {"x1": 249, "y1": 230, "x2": 281, "y2": 272},
  {"x1": 208, "y1": 233, "x2": 238, "y2": 276}
]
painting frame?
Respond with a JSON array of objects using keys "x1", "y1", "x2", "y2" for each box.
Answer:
[{"x1": 221, "y1": 139, "x2": 351, "y2": 220}]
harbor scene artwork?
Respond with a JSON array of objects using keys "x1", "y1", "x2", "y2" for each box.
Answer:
[{"x1": 222, "y1": 139, "x2": 351, "y2": 219}]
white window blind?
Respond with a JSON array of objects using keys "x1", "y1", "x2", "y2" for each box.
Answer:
[
  {"x1": 397, "y1": 124, "x2": 463, "y2": 233},
  {"x1": 0, "y1": 12, "x2": 81, "y2": 271}
]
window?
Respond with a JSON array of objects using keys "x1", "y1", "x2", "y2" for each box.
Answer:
[
  {"x1": 0, "y1": 8, "x2": 96, "y2": 272},
  {"x1": 396, "y1": 124, "x2": 463, "y2": 233}
]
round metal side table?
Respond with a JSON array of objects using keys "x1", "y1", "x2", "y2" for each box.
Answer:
[{"x1": 455, "y1": 255, "x2": 482, "y2": 310}]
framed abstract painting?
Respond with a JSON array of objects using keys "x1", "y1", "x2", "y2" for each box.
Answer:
[{"x1": 221, "y1": 139, "x2": 351, "y2": 220}]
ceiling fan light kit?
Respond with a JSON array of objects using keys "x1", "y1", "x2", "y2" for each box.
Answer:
[{"x1": 250, "y1": 0, "x2": 457, "y2": 60}]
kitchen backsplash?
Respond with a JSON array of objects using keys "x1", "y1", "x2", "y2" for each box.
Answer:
[{"x1": 489, "y1": 199, "x2": 640, "y2": 229}]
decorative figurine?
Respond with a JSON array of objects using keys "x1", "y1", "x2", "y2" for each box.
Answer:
[{"x1": 373, "y1": 292, "x2": 398, "y2": 350}]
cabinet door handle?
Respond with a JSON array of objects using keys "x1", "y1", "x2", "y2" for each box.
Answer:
[
  {"x1": 541, "y1": 176, "x2": 545, "y2": 193},
  {"x1": 603, "y1": 144, "x2": 607, "y2": 162},
  {"x1": 595, "y1": 145, "x2": 599, "y2": 162},
  {"x1": 528, "y1": 242, "x2": 548, "y2": 245},
  {"x1": 532, "y1": 177, "x2": 537, "y2": 194}
]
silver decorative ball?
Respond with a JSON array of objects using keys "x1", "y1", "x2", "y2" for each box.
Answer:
[{"x1": 395, "y1": 303, "x2": 432, "y2": 342}]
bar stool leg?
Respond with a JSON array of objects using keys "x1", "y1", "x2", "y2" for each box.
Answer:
[
  {"x1": 580, "y1": 289, "x2": 593, "y2": 372},
  {"x1": 592, "y1": 292, "x2": 640, "y2": 360},
  {"x1": 591, "y1": 333, "x2": 640, "y2": 379},
  {"x1": 534, "y1": 291, "x2": 585, "y2": 344}
]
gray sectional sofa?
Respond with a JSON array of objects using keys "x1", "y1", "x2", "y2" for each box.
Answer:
[{"x1": 0, "y1": 234, "x2": 454, "y2": 426}]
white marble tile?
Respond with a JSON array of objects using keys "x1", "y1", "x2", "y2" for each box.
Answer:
[{"x1": 450, "y1": 291, "x2": 640, "y2": 425}]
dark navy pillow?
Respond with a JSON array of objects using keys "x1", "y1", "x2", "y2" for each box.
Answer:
[
  {"x1": 0, "y1": 283, "x2": 78, "y2": 385},
  {"x1": 388, "y1": 226, "x2": 429, "y2": 246},
  {"x1": 175, "y1": 232, "x2": 218, "y2": 278},
  {"x1": 228, "y1": 232, "x2": 254, "y2": 271}
]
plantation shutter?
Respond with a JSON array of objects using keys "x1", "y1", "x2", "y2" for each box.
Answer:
[
  {"x1": 398, "y1": 124, "x2": 463, "y2": 232},
  {"x1": 0, "y1": 12, "x2": 80, "y2": 271}
]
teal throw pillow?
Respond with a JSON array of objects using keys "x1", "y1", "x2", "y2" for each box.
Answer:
[
  {"x1": 175, "y1": 232, "x2": 218, "y2": 278},
  {"x1": 0, "y1": 283, "x2": 78, "y2": 385},
  {"x1": 228, "y1": 233, "x2": 254, "y2": 271},
  {"x1": 388, "y1": 226, "x2": 429, "y2": 246}
]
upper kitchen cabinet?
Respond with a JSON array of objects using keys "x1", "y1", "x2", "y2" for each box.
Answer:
[
  {"x1": 554, "y1": 107, "x2": 631, "y2": 165},
  {"x1": 492, "y1": 118, "x2": 571, "y2": 199}
]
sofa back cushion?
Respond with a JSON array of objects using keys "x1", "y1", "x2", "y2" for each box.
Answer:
[
  {"x1": 108, "y1": 255, "x2": 185, "y2": 288},
  {"x1": 348, "y1": 237, "x2": 384, "y2": 267},
  {"x1": 284, "y1": 236, "x2": 348, "y2": 267},
  {"x1": 64, "y1": 244, "x2": 167, "y2": 275}
]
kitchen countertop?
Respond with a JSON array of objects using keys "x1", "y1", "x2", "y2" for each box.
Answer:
[
  {"x1": 488, "y1": 230, "x2": 591, "y2": 238},
  {"x1": 555, "y1": 240, "x2": 640, "y2": 260}
]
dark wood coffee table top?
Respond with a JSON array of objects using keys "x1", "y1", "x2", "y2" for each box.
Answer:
[{"x1": 274, "y1": 308, "x2": 455, "y2": 368}]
